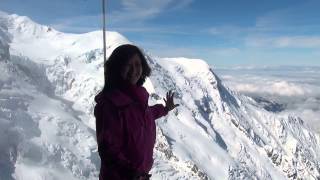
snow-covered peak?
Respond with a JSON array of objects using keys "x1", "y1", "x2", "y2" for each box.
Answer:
[
  {"x1": 160, "y1": 57, "x2": 211, "y2": 76},
  {"x1": 0, "y1": 12, "x2": 129, "y2": 63},
  {"x1": 8, "y1": 14, "x2": 56, "y2": 36},
  {"x1": 1, "y1": 12, "x2": 320, "y2": 180}
]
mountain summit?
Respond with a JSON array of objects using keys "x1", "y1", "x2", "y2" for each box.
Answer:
[{"x1": 0, "y1": 12, "x2": 319, "y2": 179}]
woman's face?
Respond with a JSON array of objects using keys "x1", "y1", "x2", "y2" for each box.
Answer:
[{"x1": 120, "y1": 53, "x2": 143, "y2": 85}]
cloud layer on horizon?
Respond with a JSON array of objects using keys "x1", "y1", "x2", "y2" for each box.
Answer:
[{"x1": 216, "y1": 66, "x2": 320, "y2": 133}]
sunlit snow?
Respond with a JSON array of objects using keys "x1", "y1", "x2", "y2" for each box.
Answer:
[{"x1": 1, "y1": 11, "x2": 320, "y2": 180}]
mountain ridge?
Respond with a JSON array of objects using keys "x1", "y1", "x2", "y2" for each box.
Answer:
[{"x1": 0, "y1": 12, "x2": 319, "y2": 179}]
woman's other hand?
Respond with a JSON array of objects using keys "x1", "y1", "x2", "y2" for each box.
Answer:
[{"x1": 164, "y1": 90, "x2": 179, "y2": 112}]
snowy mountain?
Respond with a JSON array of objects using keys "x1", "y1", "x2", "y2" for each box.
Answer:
[{"x1": 0, "y1": 11, "x2": 320, "y2": 180}]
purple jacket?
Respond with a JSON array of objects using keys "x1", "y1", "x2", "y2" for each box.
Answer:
[{"x1": 94, "y1": 85, "x2": 167, "y2": 180}]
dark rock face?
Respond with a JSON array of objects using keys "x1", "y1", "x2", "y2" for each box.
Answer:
[
  {"x1": 253, "y1": 97, "x2": 286, "y2": 113},
  {"x1": 0, "y1": 27, "x2": 10, "y2": 61}
]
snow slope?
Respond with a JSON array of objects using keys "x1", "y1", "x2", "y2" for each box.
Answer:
[{"x1": 0, "y1": 11, "x2": 320, "y2": 179}]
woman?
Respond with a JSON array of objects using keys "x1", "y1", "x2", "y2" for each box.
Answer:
[{"x1": 94, "y1": 44, "x2": 178, "y2": 180}]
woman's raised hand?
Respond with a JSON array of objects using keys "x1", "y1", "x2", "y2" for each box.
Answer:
[{"x1": 163, "y1": 90, "x2": 179, "y2": 112}]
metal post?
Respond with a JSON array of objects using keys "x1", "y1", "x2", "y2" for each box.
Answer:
[{"x1": 102, "y1": 0, "x2": 107, "y2": 63}]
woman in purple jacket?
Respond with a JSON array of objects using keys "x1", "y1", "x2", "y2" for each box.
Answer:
[{"x1": 94, "y1": 44, "x2": 178, "y2": 180}]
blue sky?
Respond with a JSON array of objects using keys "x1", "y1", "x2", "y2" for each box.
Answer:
[{"x1": 1, "y1": 0, "x2": 320, "y2": 67}]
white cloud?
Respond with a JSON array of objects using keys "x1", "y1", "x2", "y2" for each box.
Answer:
[
  {"x1": 50, "y1": 0, "x2": 194, "y2": 33},
  {"x1": 270, "y1": 81, "x2": 306, "y2": 96},
  {"x1": 207, "y1": 48, "x2": 241, "y2": 57},
  {"x1": 254, "y1": 1, "x2": 320, "y2": 32},
  {"x1": 142, "y1": 44, "x2": 199, "y2": 58},
  {"x1": 207, "y1": 25, "x2": 250, "y2": 37},
  {"x1": 110, "y1": 0, "x2": 193, "y2": 23},
  {"x1": 217, "y1": 66, "x2": 320, "y2": 133},
  {"x1": 233, "y1": 81, "x2": 309, "y2": 96},
  {"x1": 246, "y1": 36, "x2": 320, "y2": 48},
  {"x1": 205, "y1": 1, "x2": 320, "y2": 51},
  {"x1": 121, "y1": 0, "x2": 173, "y2": 12},
  {"x1": 50, "y1": 15, "x2": 101, "y2": 33},
  {"x1": 134, "y1": 40, "x2": 241, "y2": 61},
  {"x1": 232, "y1": 84, "x2": 259, "y2": 93}
]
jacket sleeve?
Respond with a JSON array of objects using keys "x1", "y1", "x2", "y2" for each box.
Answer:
[
  {"x1": 149, "y1": 104, "x2": 168, "y2": 120},
  {"x1": 95, "y1": 103, "x2": 141, "y2": 175}
]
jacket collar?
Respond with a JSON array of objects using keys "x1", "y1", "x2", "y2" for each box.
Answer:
[
  {"x1": 105, "y1": 90, "x2": 134, "y2": 107},
  {"x1": 104, "y1": 85, "x2": 149, "y2": 107}
]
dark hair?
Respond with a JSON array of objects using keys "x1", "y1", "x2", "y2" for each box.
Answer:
[{"x1": 102, "y1": 44, "x2": 151, "y2": 93}]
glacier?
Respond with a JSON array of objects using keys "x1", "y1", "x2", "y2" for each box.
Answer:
[{"x1": 0, "y1": 11, "x2": 320, "y2": 180}]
